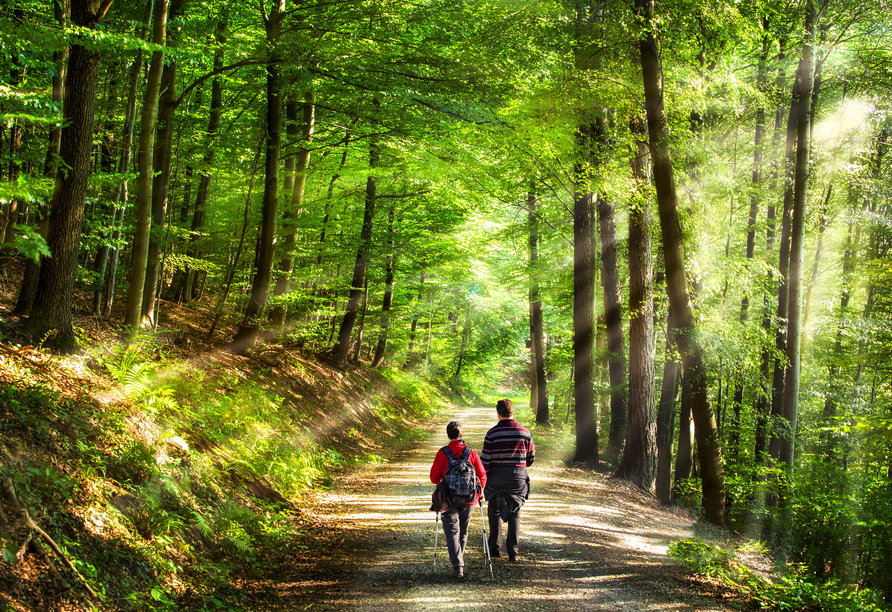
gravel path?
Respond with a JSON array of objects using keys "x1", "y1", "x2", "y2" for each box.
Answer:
[{"x1": 240, "y1": 406, "x2": 746, "y2": 611}]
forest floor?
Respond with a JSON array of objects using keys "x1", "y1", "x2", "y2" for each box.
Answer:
[{"x1": 231, "y1": 405, "x2": 753, "y2": 612}]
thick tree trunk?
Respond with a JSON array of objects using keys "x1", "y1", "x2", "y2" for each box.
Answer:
[
  {"x1": 529, "y1": 189, "x2": 549, "y2": 424},
  {"x1": 123, "y1": 0, "x2": 169, "y2": 336},
  {"x1": 573, "y1": 122, "x2": 598, "y2": 467},
  {"x1": 233, "y1": 0, "x2": 286, "y2": 351},
  {"x1": 335, "y1": 102, "x2": 380, "y2": 365},
  {"x1": 616, "y1": 125, "x2": 656, "y2": 491},
  {"x1": 26, "y1": 0, "x2": 103, "y2": 352},
  {"x1": 269, "y1": 91, "x2": 315, "y2": 329},
  {"x1": 637, "y1": 0, "x2": 725, "y2": 525},
  {"x1": 14, "y1": 0, "x2": 68, "y2": 316},
  {"x1": 371, "y1": 205, "x2": 396, "y2": 368}
]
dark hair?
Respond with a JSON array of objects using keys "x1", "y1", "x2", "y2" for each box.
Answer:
[
  {"x1": 447, "y1": 421, "x2": 463, "y2": 440},
  {"x1": 496, "y1": 399, "x2": 514, "y2": 418}
]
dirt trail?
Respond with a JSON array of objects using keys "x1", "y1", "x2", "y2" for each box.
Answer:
[{"x1": 241, "y1": 406, "x2": 743, "y2": 611}]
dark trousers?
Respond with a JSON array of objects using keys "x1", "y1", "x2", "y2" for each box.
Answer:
[
  {"x1": 484, "y1": 467, "x2": 529, "y2": 559},
  {"x1": 441, "y1": 503, "x2": 473, "y2": 569},
  {"x1": 487, "y1": 496, "x2": 520, "y2": 558}
]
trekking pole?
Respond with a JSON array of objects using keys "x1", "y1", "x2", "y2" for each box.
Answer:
[
  {"x1": 479, "y1": 500, "x2": 493, "y2": 579},
  {"x1": 434, "y1": 512, "x2": 439, "y2": 571}
]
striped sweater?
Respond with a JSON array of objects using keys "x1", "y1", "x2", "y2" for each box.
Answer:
[{"x1": 481, "y1": 419, "x2": 535, "y2": 469}]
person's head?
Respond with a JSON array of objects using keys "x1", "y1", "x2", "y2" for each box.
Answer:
[
  {"x1": 496, "y1": 399, "x2": 514, "y2": 419},
  {"x1": 447, "y1": 421, "x2": 463, "y2": 440}
]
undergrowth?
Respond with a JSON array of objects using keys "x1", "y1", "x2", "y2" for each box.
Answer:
[
  {"x1": 668, "y1": 537, "x2": 888, "y2": 612},
  {"x1": 0, "y1": 334, "x2": 446, "y2": 611}
]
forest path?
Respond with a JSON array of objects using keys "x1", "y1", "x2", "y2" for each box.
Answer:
[{"x1": 238, "y1": 406, "x2": 742, "y2": 611}]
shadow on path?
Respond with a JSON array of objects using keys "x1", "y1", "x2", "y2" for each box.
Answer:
[{"x1": 239, "y1": 406, "x2": 742, "y2": 612}]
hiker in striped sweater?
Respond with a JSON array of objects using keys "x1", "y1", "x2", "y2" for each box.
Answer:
[{"x1": 480, "y1": 398, "x2": 535, "y2": 562}]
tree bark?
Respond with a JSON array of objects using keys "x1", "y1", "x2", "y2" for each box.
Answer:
[
  {"x1": 335, "y1": 101, "x2": 380, "y2": 365},
  {"x1": 779, "y1": 5, "x2": 818, "y2": 471},
  {"x1": 636, "y1": 0, "x2": 725, "y2": 525},
  {"x1": 123, "y1": 0, "x2": 170, "y2": 337},
  {"x1": 599, "y1": 188, "x2": 626, "y2": 461},
  {"x1": 14, "y1": 0, "x2": 68, "y2": 316},
  {"x1": 573, "y1": 122, "x2": 598, "y2": 467},
  {"x1": 184, "y1": 8, "x2": 228, "y2": 303},
  {"x1": 656, "y1": 307, "x2": 679, "y2": 503},
  {"x1": 26, "y1": 0, "x2": 103, "y2": 352},
  {"x1": 529, "y1": 188, "x2": 549, "y2": 424},
  {"x1": 269, "y1": 91, "x2": 315, "y2": 329},
  {"x1": 232, "y1": 0, "x2": 286, "y2": 351},
  {"x1": 371, "y1": 205, "x2": 396, "y2": 368},
  {"x1": 141, "y1": 0, "x2": 185, "y2": 325},
  {"x1": 616, "y1": 120, "x2": 656, "y2": 491}
]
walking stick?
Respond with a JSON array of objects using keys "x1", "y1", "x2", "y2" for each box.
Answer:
[
  {"x1": 434, "y1": 512, "x2": 439, "y2": 571},
  {"x1": 479, "y1": 500, "x2": 493, "y2": 579}
]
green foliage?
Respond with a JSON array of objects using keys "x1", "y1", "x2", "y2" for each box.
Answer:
[{"x1": 670, "y1": 538, "x2": 888, "y2": 612}]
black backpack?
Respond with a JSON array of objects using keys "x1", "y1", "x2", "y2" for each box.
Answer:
[{"x1": 442, "y1": 446, "x2": 478, "y2": 504}]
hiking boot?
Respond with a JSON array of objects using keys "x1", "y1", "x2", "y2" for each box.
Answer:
[
  {"x1": 508, "y1": 555, "x2": 518, "y2": 563},
  {"x1": 453, "y1": 567, "x2": 464, "y2": 578}
]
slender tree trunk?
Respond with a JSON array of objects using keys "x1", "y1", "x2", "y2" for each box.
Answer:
[
  {"x1": 233, "y1": 0, "x2": 286, "y2": 351},
  {"x1": 141, "y1": 0, "x2": 185, "y2": 325},
  {"x1": 371, "y1": 205, "x2": 396, "y2": 368},
  {"x1": 403, "y1": 272, "x2": 426, "y2": 369},
  {"x1": 637, "y1": 0, "x2": 725, "y2": 525},
  {"x1": 123, "y1": 0, "x2": 169, "y2": 337},
  {"x1": 529, "y1": 188, "x2": 549, "y2": 424},
  {"x1": 599, "y1": 188, "x2": 626, "y2": 461},
  {"x1": 184, "y1": 9, "x2": 228, "y2": 303},
  {"x1": 802, "y1": 186, "x2": 831, "y2": 327},
  {"x1": 26, "y1": 0, "x2": 103, "y2": 352},
  {"x1": 573, "y1": 121, "x2": 598, "y2": 467},
  {"x1": 269, "y1": 91, "x2": 315, "y2": 329},
  {"x1": 616, "y1": 120, "x2": 656, "y2": 491},
  {"x1": 768, "y1": 57, "x2": 805, "y2": 462},
  {"x1": 780, "y1": 4, "x2": 817, "y2": 471},
  {"x1": 335, "y1": 101, "x2": 380, "y2": 365},
  {"x1": 656, "y1": 307, "x2": 679, "y2": 503},
  {"x1": 730, "y1": 28, "x2": 771, "y2": 459}
]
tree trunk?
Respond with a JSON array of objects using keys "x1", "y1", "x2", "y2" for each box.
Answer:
[
  {"x1": 768, "y1": 57, "x2": 805, "y2": 462},
  {"x1": 232, "y1": 0, "x2": 286, "y2": 351},
  {"x1": 14, "y1": 0, "x2": 68, "y2": 316},
  {"x1": 269, "y1": 91, "x2": 315, "y2": 329},
  {"x1": 529, "y1": 188, "x2": 549, "y2": 424},
  {"x1": 637, "y1": 0, "x2": 725, "y2": 525},
  {"x1": 616, "y1": 120, "x2": 656, "y2": 492},
  {"x1": 335, "y1": 101, "x2": 380, "y2": 365},
  {"x1": 779, "y1": 5, "x2": 818, "y2": 472},
  {"x1": 141, "y1": 0, "x2": 185, "y2": 325},
  {"x1": 26, "y1": 0, "x2": 103, "y2": 352},
  {"x1": 123, "y1": 0, "x2": 170, "y2": 336},
  {"x1": 573, "y1": 122, "x2": 598, "y2": 467},
  {"x1": 371, "y1": 205, "x2": 396, "y2": 368},
  {"x1": 656, "y1": 307, "x2": 679, "y2": 503},
  {"x1": 184, "y1": 8, "x2": 228, "y2": 303},
  {"x1": 599, "y1": 189, "x2": 626, "y2": 461},
  {"x1": 403, "y1": 272, "x2": 426, "y2": 369}
]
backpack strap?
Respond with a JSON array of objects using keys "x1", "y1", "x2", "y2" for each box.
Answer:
[
  {"x1": 442, "y1": 446, "x2": 456, "y2": 462},
  {"x1": 459, "y1": 447, "x2": 470, "y2": 461}
]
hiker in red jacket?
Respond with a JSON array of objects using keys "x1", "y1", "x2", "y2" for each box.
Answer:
[{"x1": 430, "y1": 421, "x2": 487, "y2": 578}]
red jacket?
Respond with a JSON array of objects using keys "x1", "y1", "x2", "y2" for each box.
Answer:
[{"x1": 430, "y1": 439, "x2": 487, "y2": 505}]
